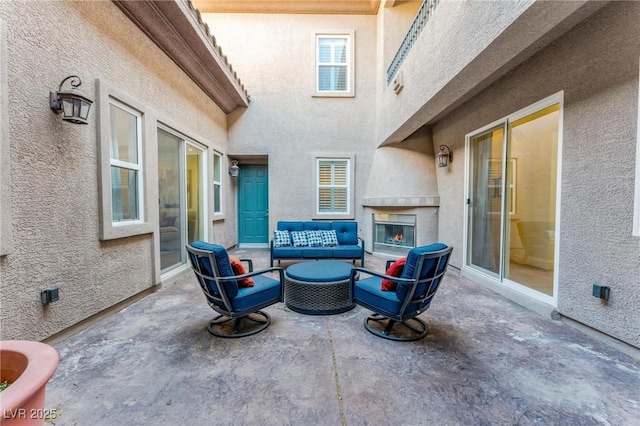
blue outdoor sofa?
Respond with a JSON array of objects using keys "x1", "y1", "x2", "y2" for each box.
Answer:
[{"x1": 270, "y1": 221, "x2": 365, "y2": 267}]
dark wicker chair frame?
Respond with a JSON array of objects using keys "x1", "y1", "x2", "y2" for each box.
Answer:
[
  {"x1": 350, "y1": 247, "x2": 453, "y2": 341},
  {"x1": 186, "y1": 244, "x2": 284, "y2": 338}
]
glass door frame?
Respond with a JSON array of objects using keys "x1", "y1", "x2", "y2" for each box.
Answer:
[
  {"x1": 158, "y1": 125, "x2": 209, "y2": 275},
  {"x1": 465, "y1": 123, "x2": 508, "y2": 281},
  {"x1": 462, "y1": 92, "x2": 564, "y2": 307}
]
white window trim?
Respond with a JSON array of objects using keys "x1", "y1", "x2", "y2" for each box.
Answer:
[
  {"x1": 313, "y1": 155, "x2": 355, "y2": 219},
  {"x1": 110, "y1": 100, "x2": 144, "y2": 224},
  {"x1": 97, "y1": 79, "x2": 153, "y2": 240},
  {"x1": 213, "y1": 151, "x2": 223, "y2": 217},
  {"x1": 313, "y1": 31, "x2": 355, "y2": 98},
  {"x1": 0, "y1": 18, "x2": 11, "y2": 256},
  {"x1": 634, "y1": 59, "x2": 640, "y2": 236}
]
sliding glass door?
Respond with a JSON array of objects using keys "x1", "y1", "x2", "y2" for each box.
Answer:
[
  {"x1": 158, "y1": 128, "x2": 205, "y2": 272},
  {"x1": 466, "y1": 97, "x2": 560, "y2": 302},
  {"x1": 468, "y1": 125, "x2": 506, "y2": 277}
]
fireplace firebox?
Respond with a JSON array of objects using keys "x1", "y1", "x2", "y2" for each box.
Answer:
[{"x1": 373, "y1": 214, "x2": 416, "y2": 256}]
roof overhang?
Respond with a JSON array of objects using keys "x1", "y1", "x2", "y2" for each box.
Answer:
[
  {"x1": 191, "y1": 0, "x2": 381, "y2": 15},
  {"x1": 113, "y1": 0, "x2": 250, "y2": 114}
]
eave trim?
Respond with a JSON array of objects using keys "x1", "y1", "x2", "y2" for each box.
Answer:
[{"x1": 113, "y1": 0, "x2": 250, "y2": 114}]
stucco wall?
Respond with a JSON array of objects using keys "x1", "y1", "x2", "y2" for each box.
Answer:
[
  {"x1": 0, "y1": 1, "x2": 229, "y2": 341},
  {"x1": 204, "y1": 13, "x2": 377, "y2": 231},
  {"x1": 381, "y1": 0, "x2": 422, "y2": 72},
  {"x1": 377, "y1": 0, "x2": 607, "y2": 146},
  {"x1": 432, "y1": 2, "x2": 640, "y2": 346}
]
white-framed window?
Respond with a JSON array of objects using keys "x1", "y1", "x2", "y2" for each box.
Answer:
[
  {"x1": 97, "y1": 79, "x2": 153, "y2": 240},
  {"x1": 110, "y1": 100, "x2": 143, "y2": 223},
  {"x1": 213, "y1": 152, "x2": 222, "y2": 215},
  {"x1": 634, "y1": 59, "x2": 640, "y2": 236},
  {"x1": 315, "y1": 32, "x2": 355, "y2": 97},
  {"x1": 315, "y1": 157, "x2": 353, "y2": 217},
  {"x1": 0, "y1": 18, "x2": 11, "y2": 256}
]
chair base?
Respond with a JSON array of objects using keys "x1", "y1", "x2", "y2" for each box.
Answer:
[
  {"x1": 364, "y1": 313, "x2": 429, "y2": 341},
  {"x1": 207, "y1": 311, "x2": 271, "y2": 338}
]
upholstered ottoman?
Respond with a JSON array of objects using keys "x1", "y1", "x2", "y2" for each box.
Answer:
[{"x1": 284, "y1": 261, "x2": 356, "y2": 315}]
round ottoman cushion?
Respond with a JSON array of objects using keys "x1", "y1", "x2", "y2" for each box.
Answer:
[{"x1": 286, "y1": 261, "x2": 353, "y2": 282}]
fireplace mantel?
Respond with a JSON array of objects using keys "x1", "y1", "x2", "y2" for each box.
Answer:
[{"x1": 362, "y1": 196, "x2": 440, "y2": 208}]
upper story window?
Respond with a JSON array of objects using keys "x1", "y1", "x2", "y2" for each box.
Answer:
[
  {"x1": 110, "y1": 101, "x2": 143, "y2": 223},
  {"x1": 213, "y1": 152, "x2": 222, "y2": 215},
  {"x1": 316, "y1": 158, "x2": 353, "y2": 217},
  {"x1": 315, "y1": 32, "x2": 355, "y2": 97}
]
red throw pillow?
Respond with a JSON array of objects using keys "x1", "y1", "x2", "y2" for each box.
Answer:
[
  {"x1": 229, "y1": 256, "x2": 254, "y2": 288},
  {"x1": 381, "y1": 258, "x2": 406, "y2": 291}
]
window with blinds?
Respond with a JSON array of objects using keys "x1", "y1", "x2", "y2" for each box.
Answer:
[
  {"x1": 317, "y1": 159, "x2": 349, "y2": 214},
  {"x1": 317, "y1": 37, "x2": 348, "y2": 92},
  {"x1": 315, "y1": 33, "x2": 354, "y2": 96}
]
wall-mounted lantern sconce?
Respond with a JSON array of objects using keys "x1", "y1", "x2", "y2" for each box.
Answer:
[
  {"x1": 229, "y1": 160, "x2": 240, "y2": 177},
  {"x1": 50, "y1": 75, "x2": 93, "y2": 125},
  {"x1": 436, "y1": 145, "x2": 453, "y2": 168}
]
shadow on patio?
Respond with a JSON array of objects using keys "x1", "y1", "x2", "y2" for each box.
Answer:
[{"x1": 44, "y1": 249, "x2": 639, "y2": 425}]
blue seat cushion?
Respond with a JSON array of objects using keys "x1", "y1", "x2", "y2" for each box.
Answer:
[
  {"x1": 331, "y1": 222, "x2": 358, "y2": 245},
  {"x1": 397, "y1": 243, "x2": 449, "y2": 303},
  {"x1": 232, "y1": 275, "x2": 282, "y2": 312},
  {"x1": 301, "y1": 248, "x2": 333, "y2": 258},
  {"x1": 332, "y1": 245, "x2": 363, "y2": 258},
  {"x1": 354, "y1": 276, "x2": 403, "y2": 317},
  {"x1": 272, "y1": 247, "x2": 303, "y2": 258},
  {"x1": 189, "y1": 241, "x2": 238, "y2": 299}
]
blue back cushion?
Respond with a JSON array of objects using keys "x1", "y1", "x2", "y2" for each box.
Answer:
[
  {"x1": 303, "y1": 221, "x2": 332, "y2": 231},
  {"x1": 189, "y1": 241, "x2": 238, "y2": 300},
  {"x1": 331, "y1": 222, "x2": 358, "y2": 245},
  {"x1": 277, "y1": 222, "x2": 304, "y2": 232},
  {"x1": 396, "y1": 243, "x2": 449, "y2": 302}
]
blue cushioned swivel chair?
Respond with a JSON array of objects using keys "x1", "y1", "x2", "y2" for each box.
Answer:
[
  {"x1": 186, "y1": 241, "x2": 284, "y2": 338},
  {"x1": 350, "y1": 244, "x2": 453, "y2": 341}
]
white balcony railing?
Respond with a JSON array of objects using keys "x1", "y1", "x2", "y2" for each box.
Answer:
[{"x1": 386, "y1": 0, "x2": 440, "y2": 84}]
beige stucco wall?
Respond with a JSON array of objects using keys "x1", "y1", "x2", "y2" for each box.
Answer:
[
  {"x1": 204, "y1": 13, "x2": 378, "y2": 232},
  {"x1": 377, "y1": 0, "x2": 605, "y2": 146},
  {"x1": 381, "y1": 0, "x2": 422, "y2": 73},
  {"x1": 0, "y1": 1, "x2": 230, "y2": 341},
  {"x1": 432, "y1": 1, "x2": 640, "y2": 347}
]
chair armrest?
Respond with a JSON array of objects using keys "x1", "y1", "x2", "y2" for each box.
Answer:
[
  {"x1": 238, "y1": 258, "x2": 253, "y2": 272},
  {"x1": 349, "y1": 267, "x2": 415, "y2": 284},
  {"x1": 357, "y1": 236, "x2": 365, "y2": 247},
  {"x1": 217, "y1": 266, "x2": 285, "y2": 282},
  {"x1": 385, "y1": 259, "x2": 394, "y2": 269}
]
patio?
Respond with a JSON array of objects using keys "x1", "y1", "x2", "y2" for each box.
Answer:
[{"x1": 44, "y1": 249, "x2": 639, "y2": 425}]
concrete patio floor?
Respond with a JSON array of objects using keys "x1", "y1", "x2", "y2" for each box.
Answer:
[{"x1": 44, "y1": 249, "x2": 639, "y2": 425}]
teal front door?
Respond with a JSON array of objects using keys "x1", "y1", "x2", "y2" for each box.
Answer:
[{"x1": 238, "y1": 164, "x2": 269, "y2": 244}]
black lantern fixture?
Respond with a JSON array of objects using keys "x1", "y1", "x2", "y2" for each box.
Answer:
[
  {"x1": 228, "y1": 160, "x2": 240, "y2": 177},
  {"x1": 436, "y1": 145, "x2": 453, "y2": 168},
  {"x1": 50, "y1": 76, "x2": 93, "y2": 125}
]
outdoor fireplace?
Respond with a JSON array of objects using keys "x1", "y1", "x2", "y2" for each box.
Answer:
[{"x1": 373, "y1": 214, "x2": 416, "y2": 256}]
